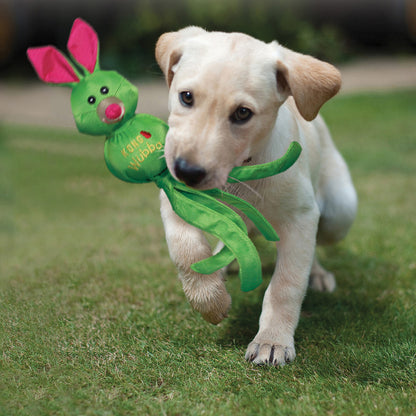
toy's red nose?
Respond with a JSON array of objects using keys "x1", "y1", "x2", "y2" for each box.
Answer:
[{"x1": 105, "y1": 103, "x2": 123, "y2": 120}]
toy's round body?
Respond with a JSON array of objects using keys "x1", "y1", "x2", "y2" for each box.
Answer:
[{"x1": 104, "y1": 113, "x2": 169, "y2": 183}]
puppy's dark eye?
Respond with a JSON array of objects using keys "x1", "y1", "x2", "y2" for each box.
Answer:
[
  {"x1": 230, "y1": 107, "x2": 253, "y2": 124},
  {"x1": 179, "y1": 91, "x2": 194, "y2": 107},
  {"x1": 87, "y1": 95, "x2": 96, "y2": 104},
  {"x1": 100, "y1": 86, "x2": 109, "y2": 95}
]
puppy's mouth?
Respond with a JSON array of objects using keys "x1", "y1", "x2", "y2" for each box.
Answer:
[
  {"x1": 166, "y1": 157, "x2": 224, "y2": 190},
  {"x1": 168, "y1": 154, "x2": 253, "y2": 190},
  {"x1": 174, "y1": 157, "x2": 207, "y2": 188},
  {"x1": 165, "y1": 133, "x2": 252, "y2": 189}
]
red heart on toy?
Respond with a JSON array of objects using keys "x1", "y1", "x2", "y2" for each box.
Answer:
[{"x1": 140, "y1": 131, "x2": 151, "y2": 139}]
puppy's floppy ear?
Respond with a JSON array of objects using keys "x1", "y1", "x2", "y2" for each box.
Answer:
[
  {"x1": 275, "y1": 45, "x2": 341, "y2": 121},
  {"x1": 156, "y1": 26, "x2": 206, "y2": 87}
]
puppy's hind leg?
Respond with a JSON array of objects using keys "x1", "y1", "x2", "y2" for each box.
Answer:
[
  {"x1": 309, "y1": 255, "x2": 336, "y2": 292},
  {"x1": 311, "y1": 147, "x2": 357, "y2": 292}
]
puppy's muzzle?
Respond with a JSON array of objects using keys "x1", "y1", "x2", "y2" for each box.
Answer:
[{"x1": 174, "y1": 157, "x2": 207, "y2": 187}]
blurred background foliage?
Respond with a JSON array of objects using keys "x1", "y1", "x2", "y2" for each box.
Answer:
[
  {"x1": 1, "y1": 0, "x2": 415, "y2": 79},
  {"x1": 107, "y1": 0, "x2": 349, "y2": 76}
]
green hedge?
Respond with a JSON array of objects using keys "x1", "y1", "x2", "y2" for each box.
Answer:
[{"x1": 102, "y1": 0, "x2": 349, "y2": 77}]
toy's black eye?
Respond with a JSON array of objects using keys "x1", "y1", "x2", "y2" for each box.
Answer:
[
  {"x1": 230, "y1": 106, "x2": 253, "y2": 124},
  {"x1": 179, "y1": 91, "x2": 194, "y2": 107},
  {"x1": 88, "y1": 95, "x2": 96, "y2": 104},
  {"x1": 100, "y1": 86, "x2": 109, "y2": 95}
]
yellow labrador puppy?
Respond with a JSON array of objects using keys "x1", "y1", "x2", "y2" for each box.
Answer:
[{"x1": 156, "y1": 27, "x2": 357, "y2": 366}]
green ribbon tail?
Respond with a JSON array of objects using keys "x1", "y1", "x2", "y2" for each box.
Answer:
[
  {"x1": 173, "y1": 181, "x2": 245, "y2": 275},
  {"x1": 195, "y1": 187, "x2": 279, "y2": 276},
  {"x1": 203, "y1": 188, "x2": 279, "y2": 242},
  {"x1": 165, "y1": 184, "x2": 263, "y2": 291},
  {"x1": 228, "y1": 141, "x2": 302, "y2": 183},
  {"x1": 155, "y1": 176, "x2": 236, "y2": 276},
  {"x1": 192, "y1": 245, "x2": 235, "y2": 275},
  {"x1": 173, "y1": 181, "x2": 247, "y2": 230}
]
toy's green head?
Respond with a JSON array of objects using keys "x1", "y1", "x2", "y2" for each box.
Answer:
[
  {"x1": 27, "y1": 18, "x2": 138, "y2": 136},
  {"x1": 71, "y1": 70, "x2": 138, "y2": 135}
]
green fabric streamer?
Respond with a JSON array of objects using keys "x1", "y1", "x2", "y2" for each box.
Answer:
[{"x1": 27, "y1": 17, "x2": 302, "y2": 292}]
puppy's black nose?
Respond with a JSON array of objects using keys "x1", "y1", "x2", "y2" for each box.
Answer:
[{"x1": 174, "y1": 157, "x2": 207, "y2": 187}]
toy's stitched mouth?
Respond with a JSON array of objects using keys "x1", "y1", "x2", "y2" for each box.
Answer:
[{"x1": 97, "y1": 97, "x2": 125, "y2": 124}]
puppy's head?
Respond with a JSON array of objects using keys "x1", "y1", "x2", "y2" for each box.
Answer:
[{"x1": 156, "y1": 27, "x2": 341, "y2": 189}]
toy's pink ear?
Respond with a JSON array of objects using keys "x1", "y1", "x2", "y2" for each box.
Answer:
[
  {"x1": 67, "y1": 18, "x2": 99, "y2": 74},
  {"x1": 27, "y1": 46, "x2": 80, "y2": 84}
]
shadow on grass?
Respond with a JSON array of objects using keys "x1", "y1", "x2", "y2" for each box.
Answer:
[
  {"x1": 216, "y1": 247, "x2": 415, "y2": 387},
  {"x1": 218, "y1": 245, "x2": 412, "y2": 348}
]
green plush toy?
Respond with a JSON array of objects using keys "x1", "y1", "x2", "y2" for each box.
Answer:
[{"x1": 27, "y1": 18, "x2": 302, "y2": 292}]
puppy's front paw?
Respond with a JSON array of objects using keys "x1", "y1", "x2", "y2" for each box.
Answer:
[
  {"x1": 182, "y1": 272, "x2": 231, "y2": 325},
  {"x1": 200, "y1": 292, "x2": 231, "y2": 325},
  {"x1": 245, "y1": 338, "x2": 296, "y2": 366},
  {"x1": 197, "y1": 286, "x2": 231, "y2": 325}
]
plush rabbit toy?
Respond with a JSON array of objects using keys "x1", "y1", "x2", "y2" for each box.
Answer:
[{"x1": 27, "y1": 18, "x2": 302, "y2": 292}]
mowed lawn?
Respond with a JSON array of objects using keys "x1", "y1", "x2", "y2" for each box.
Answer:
[{"x1": 0, "y1": 90, "x2": 415, "y2": 415}]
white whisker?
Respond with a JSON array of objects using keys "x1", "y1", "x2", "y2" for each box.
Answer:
[{"x1": 227, "y1": 176, "x2": 263, "y2": 200}]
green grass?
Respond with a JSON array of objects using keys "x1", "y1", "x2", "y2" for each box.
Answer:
[{"x1": 1, "y1": 90, "x2": 415, "y2": 415}]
